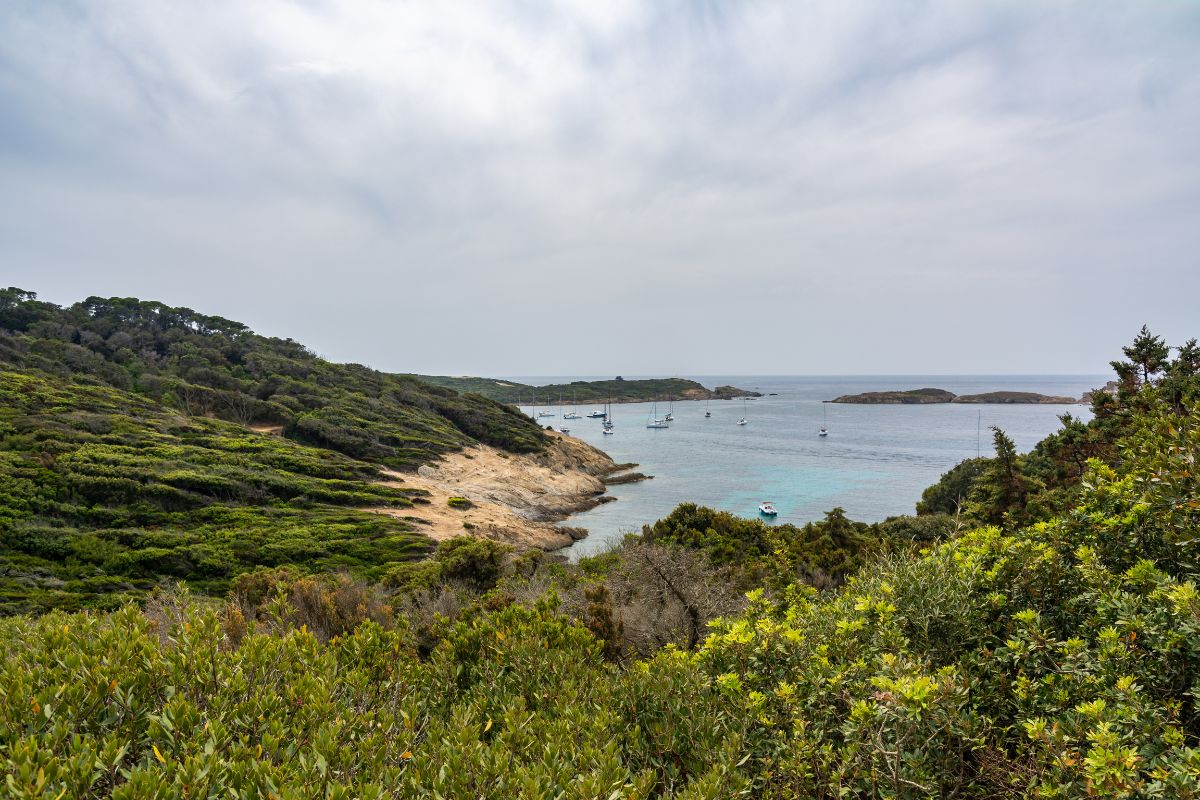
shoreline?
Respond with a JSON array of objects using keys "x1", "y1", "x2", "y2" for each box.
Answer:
[{"x1": 369, "y1": 432, "x2": 646, "y2": 552}]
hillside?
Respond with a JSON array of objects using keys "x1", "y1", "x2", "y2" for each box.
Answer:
[
  {"x1": 412, "y1": 374, "x2": 761, "y2": 404},
  {"x1": 0, "y1": 289, "x2": 618, "y2": 613},
  {"x1": 0, "y1": 289, "x2": 547, "y2": 470}
]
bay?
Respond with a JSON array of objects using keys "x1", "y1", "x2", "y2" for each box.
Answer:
[{"x1": 513, "y1": 375, "x2": 1108, "y2": 560}]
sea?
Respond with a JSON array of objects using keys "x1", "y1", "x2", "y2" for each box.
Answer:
[{"x1": 511, "y1": 375, "x2": 1108, "y2": 560}]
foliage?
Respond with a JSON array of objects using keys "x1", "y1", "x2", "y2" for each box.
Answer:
[
  {"x1": 3, "y1": 321, "x2": 1200, "y2": 797},
  {"x1": 0, "y1": 289, "x2": 546, "y2": 468},
  {"x1": 917, "y1": 327, "x2": 1200, "y2": 528},
  {"x1": 916, "y1": 457, "x2": 986, "y2": 515},
  {"x1": 692, "y1": 391, "x2": 1200, "y2": 797},
  {"x1": 642, "y1": 503, "x2": 933, "y2": 590},
  {"x1": 0, "y1": 592, "x2": 749, "y2": 799},
  {"x1": 0, "y1": 371, "x2": 432, "y2": 613}
]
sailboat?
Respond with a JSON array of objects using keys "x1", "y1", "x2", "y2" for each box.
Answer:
[
  {"x1": 563, "y1": 391, "x2": 580, "y2": 420},
  {"x1": 705, "y1": 396, "x2": 711, "y2": 418},
  {"x1": 819, "y1": 403, "x2": 829, "y2": 436},
  {"x1": 602, "y1": 399, "x2": 614, "y2": 430},
  {"x1": 647, "y1": 398, "x2": 669, "y2": 428},
  {"x1": 736, "y1": 396, "x2": 748, "y2": 425},
  {"x1": 664, "y1": 396, "x2": 674, "y2": 422}
]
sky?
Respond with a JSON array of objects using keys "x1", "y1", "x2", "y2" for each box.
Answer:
[{"x1": 1, "y1": 1, "x2": 1197, "y2": 377}]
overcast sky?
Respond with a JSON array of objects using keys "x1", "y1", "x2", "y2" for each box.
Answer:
[{"x1": 2, "y1": 1, "x2": 1197, "y2": 376}]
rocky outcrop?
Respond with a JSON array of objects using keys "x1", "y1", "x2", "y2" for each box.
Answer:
[
  {"x1": 370, "y1": 432, "x2": 622, "y2": 551},
  {"x1": 712, "y1": 385, "x2": 763, "y2": 399}
]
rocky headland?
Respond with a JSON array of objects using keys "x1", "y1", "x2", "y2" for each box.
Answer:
[{"x1": 370, "y1": 432, "x2": 645, "y2": 551}]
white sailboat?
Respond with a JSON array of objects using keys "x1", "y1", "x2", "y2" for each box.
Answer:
[
  {"x1": 647, "y1": 398, "x2": 669, "y2": 428},
  {"x1": 602, "y1": 399, "x2": 614, "y2": 430},
  {"x1": 819, "y1": 403, "x2": 829, "y2": 437},
  {"x1": 736, "y1": 396, "x2": 748, "y2": 425},
  {"x1": 705, "y1": 396, "x2": 711, "y2": 418},
  {"x1": 664, "y1": 396, "x2": 674, "y2": 422},
  {"x1": 563, "y1": 391, "x2": 580, "y2": 420}
]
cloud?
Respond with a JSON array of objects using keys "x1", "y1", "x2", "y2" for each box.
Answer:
[{"x1": 2, "y1": 0, "x2": 1198, "y2": 375}]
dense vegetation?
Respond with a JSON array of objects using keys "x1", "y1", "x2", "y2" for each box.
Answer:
[
  {"x1": 0, "y1": 289, "x2": 547, "y2": 468},
  {"x1": 2, "y1": 326, "x2": 1199, "y2": 798},
  {"x1": 412, "y1": 374, "x2": 759, "y2": 404},
  {"x1": 0, "y1": 370, "x2": 433, "y2": 614},
  {"x1": 0, "y1": 288, "x2": 555, "y2": 613}
]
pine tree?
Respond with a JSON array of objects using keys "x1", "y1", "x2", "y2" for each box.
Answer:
[{"x1": 1122, "y1": 325, "x2": 1171, "y2": 385}]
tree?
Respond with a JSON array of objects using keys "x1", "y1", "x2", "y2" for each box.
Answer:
[
  {"x1": 1119, "y1": 325, "x2": 1171, "y2": 385},
  {"x1": 968, "y1": 427, "x2": 1039, "y2": 526},
  {"x1": 917, "y1": 458, "x2": 988, "y2": 515}
]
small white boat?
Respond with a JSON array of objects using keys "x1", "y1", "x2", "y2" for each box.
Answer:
[
  {"x1": 758, "y1": 501, "x2": 778, "y2": 516},
  {"x1": 647, "y1": 420, "x2": 669, "y2": 429},
  {"x1": 563, "y1": 412, "x2": 580, "y2": 420},
  {"x1": 819, "y1": 403, "x2": 829, "y2": 436},
  {"x1": 736, "y1": 397, "x2": 748, "y2": 425},
  {"x1": 587, "y1": 410, "x2": 606, "y2": 418},
  {"x1": 737, "y1": 418, "x2": 748, "y2": 425},
  {"x1": 602, "y1": 428, "x2": 614, "y2": 435}
]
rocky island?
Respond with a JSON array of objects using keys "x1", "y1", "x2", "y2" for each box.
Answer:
[
  {"x1": 830, "y1": 388, "x2": 957, "y2": 404},
  {"x1": 832, "y1": 388, "x2": 1081, "y2": 404}
]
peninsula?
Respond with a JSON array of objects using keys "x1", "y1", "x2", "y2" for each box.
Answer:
[
  {"x1": 411, "y1": 374, "x2": 762, "y2": 404},
  {"x1": 831, "y1": 387, "x2": 1081, "y2": 404}
]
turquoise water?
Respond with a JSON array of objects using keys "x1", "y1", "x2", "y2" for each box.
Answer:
[{"x1": 514, "y1": 375, "x2": 1106, "y2": 560}]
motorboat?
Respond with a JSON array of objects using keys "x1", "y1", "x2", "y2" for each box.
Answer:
[{"x1": 758, "y1": 501, "x2": 778, "y2": 516}]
